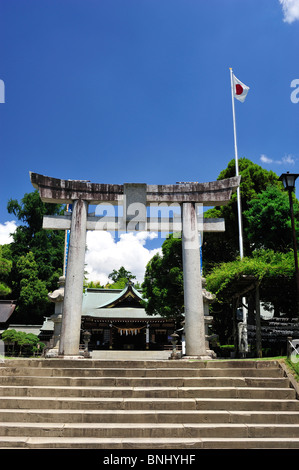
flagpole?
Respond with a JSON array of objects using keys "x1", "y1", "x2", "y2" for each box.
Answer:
[
  {"x1": 63, "y1": 204, "x2": 70, "y2": 277},
  {"x1": 229, "y1": 67, "x2": 248, "y2": 354},
  {"x1": 229, "y1": 68, "x2": 244, "y2": 259}
]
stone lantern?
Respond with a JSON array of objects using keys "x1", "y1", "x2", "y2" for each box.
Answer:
[
  {"x1": 169, "y1": 332, "x2": 180, "y2": 360},
  {"x1": 46, "y1": 276, "x2": 65, "y2": 357},
  {"x1": 202, "y1": 278, "x2": 217, "y2": 358},
  {"x1": 82, "y1": 330, "x2": 91, "y2": 358}
]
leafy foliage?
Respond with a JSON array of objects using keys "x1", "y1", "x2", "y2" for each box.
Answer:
[
  {"x1": 108, "y1": 266, "x2": 136, "y2": 283},
  {"x1": 15, "y1": 252, "x2": 49, "y2": 318},
  {"x1": 6, "y1": 190, "x2": 64, "y2": 321},
  {"x1": 0, "y1": 246, "x2": 12, "y2": 296},
  {"x1": 142, "y1": 158, "x2": 299, "y2": 324},
  {"x1": 142, "y1": 235, "x2": 184, "y2": 319},
  {"x1": 106, "y1": 266, "x2": 139, "y2": 289},
  {"x1": 244, "y1": 185, "x2": 299, "y2": 252},
  {"x1": 85, "y1": 280, "x2": 103, "y2": 289},
  {"x1": 202, "y1": 158, "x2": 283, "y2": 270},
  {"x1": 1, "y1": 329, "x2": 45, "y2": 356},
  {"x1": 8, "y1": 191, "x2": 64, "y2": 289},
  {"x1": 85, "y1": 267, "x2": 140, "y2": 290},
  {"x1": 206, "y1": 249, "x2": 297, "y2": 315}
]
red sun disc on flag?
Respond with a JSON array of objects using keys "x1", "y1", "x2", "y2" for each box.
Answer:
[{"x1": 236, "y1": 84, "x2": 243, "y2": 95}]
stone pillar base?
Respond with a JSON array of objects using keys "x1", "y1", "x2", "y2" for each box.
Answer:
[
  {"x1": 46, "y1": 350, "x2": 87, "y2": 359},
  {"x1": 57, "y1": 354, "x2": 86, "y2": 360},
  {"x1": 168, "y1": 352, "x2": 182, "y2": 360},
  {"x1": 182, "y1": 349, "x2": 216, "y2": 360},
  {"x1": 45, "y1": 349, "x2": 59, "y2": 358},
  {"x1": 182, "y1": 355, "x2": 213, "y2": 360}
]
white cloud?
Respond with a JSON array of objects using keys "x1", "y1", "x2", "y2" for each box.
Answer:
[
  {"x1": 260, "y1": 153, "x2": 296, "y2": 165},
  {"x1": 0, "y1": 220, "x2": 162, "y2": 285},
  {"x1": 0, "y1": 221, "x2": 17, "y2": 245},
  {"x1": 85, "y1": 231, "x2": 161, "y2": 285},
  {"x1": 282, "y1": 154, "x2": 296, "y2": 164},
  {"x1": 279, "y1": 0, "x2": 299, "y2": 23},
  {"x1": 260, "y1": 154, "x2": 273, "y2": 164}
]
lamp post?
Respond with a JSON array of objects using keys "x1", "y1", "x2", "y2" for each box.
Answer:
[{"x1": 279, "y1": 172, "x2": 299, "y2": 315}]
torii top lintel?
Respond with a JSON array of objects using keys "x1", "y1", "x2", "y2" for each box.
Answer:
[{"x1": 30, "y1": 172, "x2": 240, "y2": 206}]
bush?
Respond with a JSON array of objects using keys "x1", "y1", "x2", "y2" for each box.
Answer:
[
  {"x1": 1, "y1": 329, "x2": 45, "y2": 357},
  {"x1": 286, "y1": 357, "x2": 299, "y2": 382},
  {"x1": 214, "y1": 344, "x2": 235, "y2": 358}
]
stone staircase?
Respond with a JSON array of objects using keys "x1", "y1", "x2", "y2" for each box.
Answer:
[{"x1": 0, "y1": 358, "x2": 298, "y2": 449}]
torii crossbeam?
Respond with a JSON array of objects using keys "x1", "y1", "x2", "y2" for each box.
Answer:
[{"x1": 30, "y1": 172, "x2": 240, "y2": 358}]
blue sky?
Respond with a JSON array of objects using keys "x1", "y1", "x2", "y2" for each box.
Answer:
[{"x1": 1, "y1": 0, "x2": 299, "y2": 283}]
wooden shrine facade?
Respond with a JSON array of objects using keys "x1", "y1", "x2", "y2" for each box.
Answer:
[{"x1": 81, "y1": 283, "x2": 176, "y2": 351}]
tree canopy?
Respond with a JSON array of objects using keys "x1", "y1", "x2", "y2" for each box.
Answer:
[
  {"x1": 106, "y1": 266, "x2": 139, "y2": 289},
  {"x1": 142, "y1": 158, "x2": 299, "y2": 325},
  {"x1": 0, "y1": 246, "x2": 12, "y2": 297},
  {"x1": 7, "y1": 190, "x2": 64, "y2": 286},
  {"x1": 15, "y1": 251, "x2": 50, "y2": 318},
  {"x1": 1, "y1": 329, "x2": 45, "y2": 356},
  {"x1": 244, "y1": 185, "x2": 299, "y2": 252},
  {"x1": 142, "y1": 235, "x2": 184, "y2": 319},
  {"x1": 202, "y1": 158, "x2": 284, "y2": 270},
  {"x1": 5, "y1": 190, "x2": 65, "y2": 322},
  {"x1": 85, "y1": 267, "x2": 140, "y2": 290},
  {"x1": 205, "y1": 249, "x2": 296, "y2": 313}
]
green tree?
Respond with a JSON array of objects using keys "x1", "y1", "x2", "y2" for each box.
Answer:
[
  {"x1": 85, "y1": 280, "x2": 103, "y2": 289},
  {"x1": 0, "y1": 246, "x2": 12, "y2": 296},
  {"x1": 205, "y1": 249, "x2": 298, "y2": 345},
  {"x1": 206, "y1": 250, "x2": 295, "y2": 302},
  {"x1": 106, "y1": 266, "x2": 138, "y2": 289},
  {"x1": 108, "y1": 266, "x2": 136, "y2": 283},
  {"x1": 16, "y1": 252, "x2": 49, "y2": 321},
  {"x1": 244, "y1": 185, "x2": 299, "y2": 252},
  {"x1": 7, "y1": 190, "x2": 65, "y2": 321},
  {"x1": 7, "y1": 190, "x2": 64, "y2": 290},
  {"x1": 142, "y1": 159, "x2": 299, "y2": 322},
  {"x1": 2, "y1": 329, "x2": 45, "y2": 356},
  {"x1": 207, "y1": 249, "x2": 297, "y2": 318},
  {"x1": 202, "y1": 158, "x2": 281, "y2": 270},
  {"x1": 142, "y1": 235, "x2": 184, "y2": 319}
]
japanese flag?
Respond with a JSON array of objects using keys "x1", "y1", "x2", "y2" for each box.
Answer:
[{"x1": 233, "y1": 74, "x2": 249, "y2": 102}]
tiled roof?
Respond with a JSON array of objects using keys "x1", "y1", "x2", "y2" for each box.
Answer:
[
  {"x1": 82, "y1": 284, "x2": 163, "y2": 320},
  {"x1": 0, "y1": 301, "x2": 16, "y2": 323}
]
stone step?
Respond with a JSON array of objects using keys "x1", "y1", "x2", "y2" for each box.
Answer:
[
  {"x1": 0, "y1": 375, "x2": 289, "y2": 388},
  {"x1": 0, "y1": 399, "x2": 298, "y2": 422},
  {"x1": 0, "y1": 422, "x2": 299, "y2": 439},
  {"x1": 0, "y1": 385, "x2": 294, "y2": 399},
  {"x1": 0, "y1": 358, "x2": 296, "y2": 449},
  {"x1": 0, "y1": 409, "x2": 298, "y2": 424},
  {"x1": 0, "y1": 396, "x2": 298, "y2": 411},
  {"x1": 0, "y1": 436, "x2": 299, "y2": 449},
  {"x1": 0, "y1": 366, "x2": 284, "y2": 378},
  {"x1": 0, "y1": 359, "x2": 281, "y2": 369}
]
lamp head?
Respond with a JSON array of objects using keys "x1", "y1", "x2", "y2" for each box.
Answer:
[{"x1": 279, "y1": 172, "x2": 299, "y2": 191}]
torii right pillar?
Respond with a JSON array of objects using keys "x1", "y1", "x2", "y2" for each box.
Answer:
[{"x1": 182, "y1": 202, "x2": 207, "y2": 358}]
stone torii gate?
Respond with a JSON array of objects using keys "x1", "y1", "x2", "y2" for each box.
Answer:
[{"x1": 30, "y1": 172, "x2": 240, "y2": 358}]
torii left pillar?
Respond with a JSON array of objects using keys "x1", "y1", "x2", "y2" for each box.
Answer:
[{"x1": 59, "y1": 199, "x2": 88, "y2": 356}]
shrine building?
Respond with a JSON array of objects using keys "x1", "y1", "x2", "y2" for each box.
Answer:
[{"x1": 81, "y1": 282, "x2": 176, "y2": 351}]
